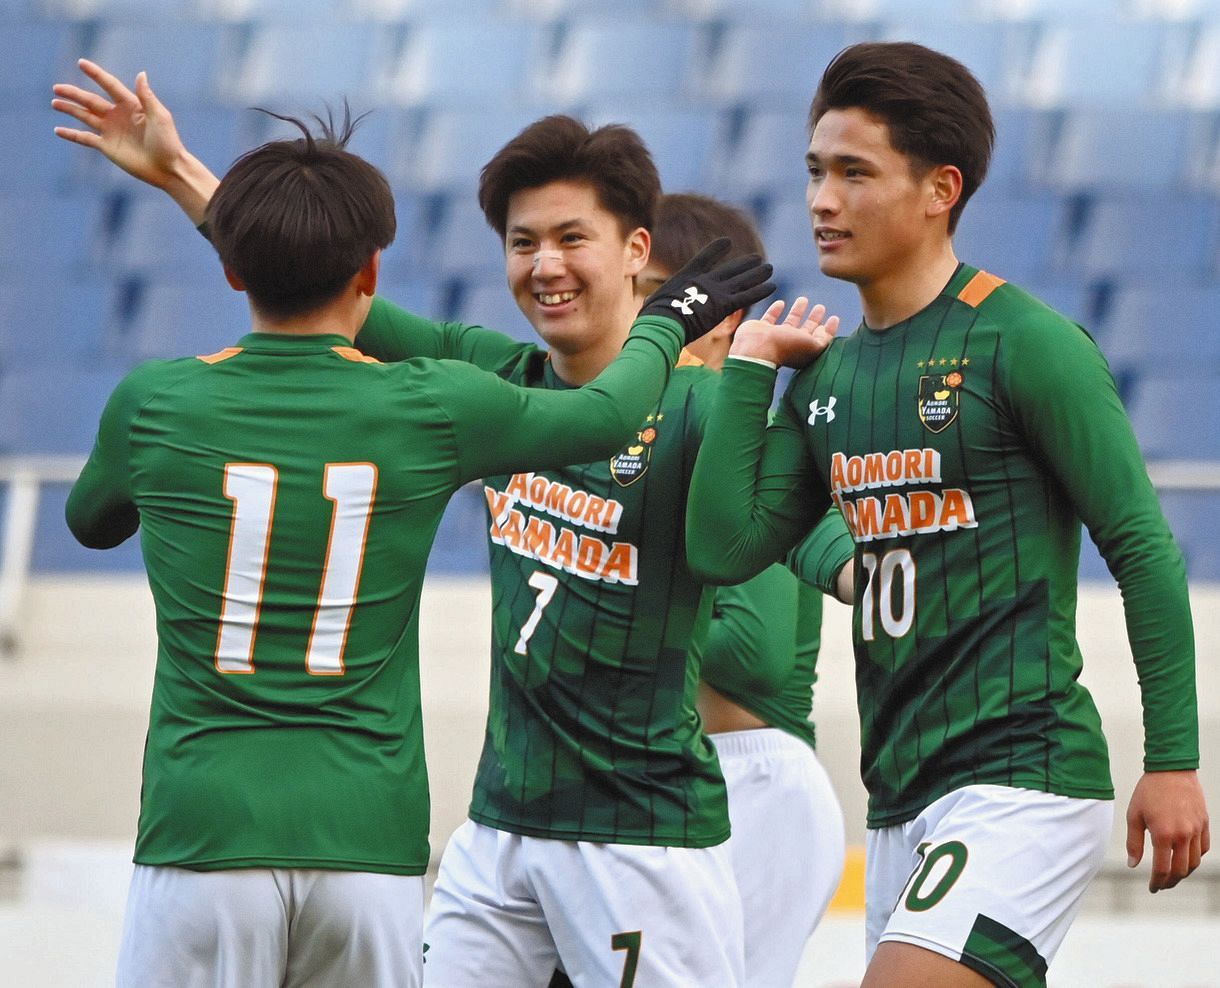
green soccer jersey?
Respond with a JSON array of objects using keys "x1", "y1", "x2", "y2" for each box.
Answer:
[
  {"x1": 693, "y1": 510, "x2": 854, "y2": 749},
  {"x1": 358, "y1": 300, "x2": 730, "y2": 847},
  {"x1": 66, "y1": 319, "x2": 686, "y2": 874},
  {"x1": 688, "y1": 265, "x2": 1198, "y2": 828}
]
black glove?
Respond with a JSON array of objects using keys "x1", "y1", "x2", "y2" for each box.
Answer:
[{"x1": 638, "y1": 237, "x2": 775, "y2": 345}]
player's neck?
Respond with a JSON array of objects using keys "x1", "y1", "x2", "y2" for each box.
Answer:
[
  {"x1": 858, "y1": 240, "x2": 959, "y2": 331},
  {"x1": 246, "y1": 289, "x2": 368, "y2": 343},
  {"x1": 548, "y1": 321, "x2": 632, "y2": 386}
]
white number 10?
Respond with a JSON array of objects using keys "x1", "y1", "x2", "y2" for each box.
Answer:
[{"x1": 215, "y1": 462, "x2": 377, "y2": 676}]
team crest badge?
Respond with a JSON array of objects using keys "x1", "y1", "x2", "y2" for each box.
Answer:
[
  {"x1": 918, "y1": 371, "x2": 963, "y2": 433},
  {"x1": 610, "y1": 423, "x2": 658, "y2": 486}
]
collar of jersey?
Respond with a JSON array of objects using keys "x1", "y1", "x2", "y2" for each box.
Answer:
[
  {"x1": 857, "y1": 262, "x2": 967, "y2": 346},
  {"x1": 236, "y1": 332, "x2": 355, "y2": 352}
]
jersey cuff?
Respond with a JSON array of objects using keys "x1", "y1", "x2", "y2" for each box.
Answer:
[{"x1": 726, "y1": 354, "x2": 778, "y2": 370}]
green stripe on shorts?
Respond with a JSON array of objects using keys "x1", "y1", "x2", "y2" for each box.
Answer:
[{"x1": 960, "y1": 913, "x2": 1048, "y2": 988}]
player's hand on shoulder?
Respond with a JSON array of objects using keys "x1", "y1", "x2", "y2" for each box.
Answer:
[
  {"x1": 1126, "y1": 768, "x2": 1210, "y2": 893},
  {"x1": 638, "y1": 237, "x2": 775, "y2": 345},
  {"x1": 731, "y1": 297, "x2": 839, "y2": 369}
]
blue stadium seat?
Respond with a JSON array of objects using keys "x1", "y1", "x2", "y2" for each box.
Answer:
[
  {"x1": 1016, "y1": 280, "x2": 1096, "y2": 328},
  {"x1": 877, "y1": 19, "x2": 1037, "y2": 104},
  {"x1": 427, "y1": 482, "x2": 489, "y2": 575},
  {"x1": 122, "y1": 280, "x2": 250, "y2": 363},
  {"x1": 539, "y1": 19, "x2": 703, "y2": 108},
  {"x1": 708, "y1": 108, "x2": 809, "y2": 198},
  {"x1": 375, "y1": 17, "x2": 549, "y2": 108},
  {"x1": 1020, "y1": 20, "x2": 1197, "y2": 108},
  {"x1": 372, "y1": 278, "x2": 446, "y2": 324},
  {"x1": 103, "y1": 194, "x2": 227, "y2": 280},
  {"x1": 453, "y1": 276, "x2": 536, "y2": 344},
  {"x1": 217, "y1": 22, "x2": 386, "y2": 105},
  {"x1": 585, "y1": 105, "x2": 726, "y2": 193},
  {"x1": 36, "y1": 0, "x2": 199, "y2": 19},
  {"x1": 348, "y1": 0, "x2": 502, "y2": 19},
  {"x1": 1125, "y1": 372, "x2": 1220, "y2": 460},
  {"x1": 0, "y1": 109, "x2": 82, "y2": 194},
  {"x1": 953, "y1": 190, "x2": 1068, "y2": 283},
  {"x1": 392, "y1": 108, "x2": 545, "y2": 192},
  {"x1": 986, "y1": 108, "x2": 1052, "y2": 192},
  {"x1": 699, "y1": 21, "x2": 870, "y2": 109},
  {"x1": 0, "y1": 364, "x2": 123, "y2": 455},
  {"x1": 0, "y1": 194, "x2": 109, "y2": 273},
  {"x1": 83, "y1": 23, "x2": 228, "y2": 105},
  {"x1": 0, "y1": 276, "x2": 119, "y2": 369},
  {"x1": 1066, "y1": 194, "x2": 1220, "y2": 281},
  {"x1": 427, "y1": 194, "x2": 507, "y2": 280},
  {"x1": 195, "y1": 0, "x2": 350, "y2": 19},
  {"x1": 0, "y1": 19, "x2": 80, "y2": 99},
  {"x1": 1030, "y1": 109, "x2": 1198, "y2": 192},
  {"x1": 28, "y1": 484, "x2": 145, "y2": 574},
  {"x1": 1179, "y1": 23, "x2": 1220, "y2": 110},
  {"x1": 1159, "y1": 490, "x2": 1220, "y2": 582},
  {"x1": 1095, "y1": 285, "x2": 1220, "y2": 373}
]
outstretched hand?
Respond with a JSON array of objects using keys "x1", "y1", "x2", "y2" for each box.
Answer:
[
  {"x1": 52, "y1": 58, "x2": 217, "y2": 223},
  {"x1": 1126, "y1": 769, "x2": 1210, "y2": 893},
  {"x1": 730, "y1": 297, "x2": 840, "y2": 369}
]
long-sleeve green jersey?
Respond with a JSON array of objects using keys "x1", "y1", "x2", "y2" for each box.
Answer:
[
  {"x1": 688, "y1": 265, "x2": 1198, "y2": 828},
  {"x1": 693, "y1": 510, "x2": 854, "y2": 749},
  {"x1": 358, "y1": 300, "x2": 731, "y2": 847},
  {"x1": 65, "y1": 320, "x2": 686, "y2": 874}
]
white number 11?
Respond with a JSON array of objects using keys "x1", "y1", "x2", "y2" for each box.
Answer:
[{"x1": 215, "y1": 462, "x2": 377, "y2": 676}]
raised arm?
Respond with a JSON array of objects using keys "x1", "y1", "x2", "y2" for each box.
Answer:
[{"x1": 53, "y1": 59, "x2": 217, "y2": 224}]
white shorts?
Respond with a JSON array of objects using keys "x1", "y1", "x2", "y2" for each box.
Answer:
[
  {"x1": 116, "y1": 864, "x2": 424, "y2": 988},
  {"x1": 712, "y1": 727, "x2": 845, "y2": 987},
  {"x1": 424, "y1": 819, "x2": 744, "y2": 987},
  {"x1": 866, "y1": 785, "x2": 1113, "y2": 986}
]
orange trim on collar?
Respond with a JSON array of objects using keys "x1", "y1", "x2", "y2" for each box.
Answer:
[
  {"x1": 332, "y1": 346, "x2": 381, "y2": 364},
  {"x1": 196, "y1": 347, "x2": 243, "y2": 364},
  {"x1": 957, "y1": 270, "x2": 1006, "y2": 309}
]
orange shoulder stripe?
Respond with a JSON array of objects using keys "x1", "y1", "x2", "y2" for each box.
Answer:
[
  {"x1": 196, "y1": 347, "x2": 243, "y2": 364},
  {"x1": 957, "y1": 270, "x2": 1006, "y2": 309},
  {"x1": 676, "y1": 349, "x2": 705, "y2": 368},
  {"x1": 332, "y1": 346, "x2": 381, "y2": 364}
]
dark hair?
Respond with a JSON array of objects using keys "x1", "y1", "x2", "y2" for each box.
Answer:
[
  {"x1": 206, "y1": 105, "x2": 396, "y2": 320},
  {"x1": 809, "y1": 42, "x2": 994, "y2": 233},
  {"x1": 649, "y1": 193, "x2": 765, "y2": 275},
  {"x1": 478, "y1": 115, "x2": 659, "y2": 239}
]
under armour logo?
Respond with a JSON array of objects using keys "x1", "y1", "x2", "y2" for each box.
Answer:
[
  {"x1": 670, "y1": 286, "x2": 708, "y2": 316},
  {"x1": 807, "y1": 397, "x2": 837, "y2": 425}
]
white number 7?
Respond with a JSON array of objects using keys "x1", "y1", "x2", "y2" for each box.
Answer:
[{"x1": 514, "y1": 571, "x2": 559, "y2": 656}]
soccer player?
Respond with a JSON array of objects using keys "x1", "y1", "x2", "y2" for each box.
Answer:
[
  {"x1": 56, "y1": 75, "x2": 768, "y2": 987},
  {"x1": 686, "y1": 42, "x2": 1210, "y2": 987},
  {"x1": 52, "y1": 61, "x2": 774, "y2": 986},
  {"x1": 639, "y1": 192, "x2": 854, "y2": 986}
]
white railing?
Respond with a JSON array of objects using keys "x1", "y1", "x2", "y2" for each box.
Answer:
[{"x1": 3, "y1": 456, "x2": 1220, "y2": 657}]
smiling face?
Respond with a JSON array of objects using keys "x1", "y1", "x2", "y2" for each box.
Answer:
[
  {"x1": 504, "y1": 179, "x2": 648, "y2": 378},
  {"x1": 805, "y1": 107, "x2": 940, "y2": 289}
]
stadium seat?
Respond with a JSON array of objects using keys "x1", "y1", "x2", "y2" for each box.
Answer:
[
  {"x1": 0, "y1": 109, "x2": 81, "y2": 194},
  {"x1": 538, "y1": 19, "x2": 704, "y2": 108},
  {"x1": 83, "y1": 23, "x2": 228, "y2": 105},
  {"x1": 373, "y1": 277, "x2": 446, "y2": 323},
  {"x1": 217, "y1": 22, "x2": 387, "y2": 105},
  {"x1": 426, "y1": 194, "x2": 508, "y2": 280},
  {"x1": 1065, "y1": 193, "x2": 1220, "y2": 281},
  {"x1": 1095, "y1": 285, "x2": 1220, "y2": 374},
  {"x1": 195, "y1": 0, "x2": 351, "y2": 20},
  {"x1": 25, "y1": 484, "x2": 146, "y2": 573},
  {"x1": 427, "y1": 482, "x2": 490, "y2": 575},
  {"x1": 348, "y1": 0, "x2": 502, "y2": 20},
  {"x1": 707, "y1": 108, "x2": 810, "y2": 198},
  {"x1": 1029, "y1": 108, "x2": 1199, "y2": 192},
  {"x1": 1179, "y1": 22, "x2": 1220, "y2": 109},
  {"x1": 374, "y1": 17, "x2": 549, "y2": 108},
  {"x1": 0, "y1": 19, "x2": 80, "y2": 100},
  {"x1": 1019, "y1": 20, "x2": 1197, "y2": 108},
  {"x1": 585, "y1": 105, "x2": 726, "y2": 193},
  {"x1": 1016, "y1": 279, "x2": 1096, "y2": 328},
  {"x1": 0, "y1": 364, "x2": 123, "y2": 455},
  {"x1": 1159, "y1": 490, "x2": 1220, "y2": 582},
  {"x1": 0, "y1": 194, "x2": 109, "y2": 273},
  {"x1": 390, "y1": 108, "x2": 545, "y2": 192},
  {"x1": 986, "y1": 108, "x2": 1051, "y2": 192},
  {"x1": 0, "y1": 276, "x2": 119, "y2": 370},
  {"x1": 121, "y1": 280, "x2": 250, "y2": 363},
  {"x1": 102, "y1": 194, "x2": 227, "y2": 280},
  {"x1": 698, "y1": 21, "x2": 871, "y2": 109},
  {"x1": 877, "y1": 19, "x2": 1037, "y2": 104},
  {"x1": 953, "y1": 190, "x2": 1069, "y2": 283},
  {"x1": 1125, "y1": 372, "x2": 1220, "y2": 460},
  {"x1": 36, "y1": 0, "x2": 199, "y2": 19}
]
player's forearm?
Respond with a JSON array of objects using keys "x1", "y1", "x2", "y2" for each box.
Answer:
[
  {"x1": 65, "y1": 473, "x2": 138, "y2": 549},
  {"x1": 788, "y1": 507, "x2": 855, "y2": 601},
  {"x1": 160, "y1": 149, "x2": 218, "y2": 227},
  {"x1": 687, "y1": 360, "x2": 811, "y2": 584}
]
